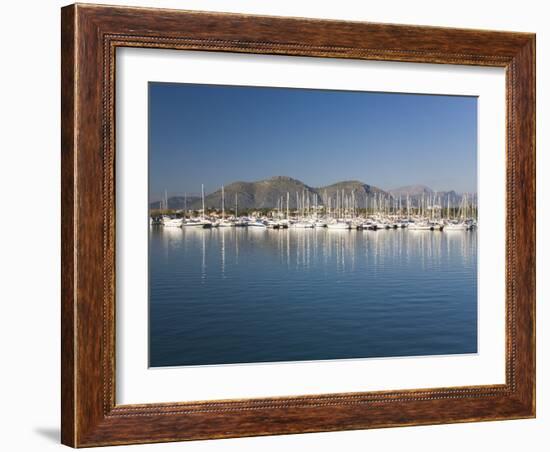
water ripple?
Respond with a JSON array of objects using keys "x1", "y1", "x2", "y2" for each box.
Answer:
[{"x1": 150, "y1": 228, "x2": 477, "y2": 366}]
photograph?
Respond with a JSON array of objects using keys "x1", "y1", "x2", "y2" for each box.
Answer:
[{"x1": 148, "y1": 82, "x2": 479, "y2": 367}]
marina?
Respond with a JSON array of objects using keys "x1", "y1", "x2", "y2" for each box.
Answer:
[
  {"x1": 149, "y1": 182, "x2": 478, "y2": 367},
  {"x1": 152, "y1": 185, "x2": 477, "y2": 232}
]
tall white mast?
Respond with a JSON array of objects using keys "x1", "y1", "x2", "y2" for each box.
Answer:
[
  {"x1": 221, "y1": 185, "x2": 225, "y2": 219},
  {"x1": 184, "y1": 192, "x2": 187, "y2": 218},
  {"x1": 201, "y1": 184, "x2": 206, "y2": 218},
  {"x1": 286, "y1": 192, "x2": 289, "y2": 219}
]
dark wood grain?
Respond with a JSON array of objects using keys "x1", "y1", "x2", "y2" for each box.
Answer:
[
  {"x1": 61, "y1": 3, "x2": 536, "y2": 447},
  {"x1": 60, "y1": 5, "x2": 76, "y2": 447}
]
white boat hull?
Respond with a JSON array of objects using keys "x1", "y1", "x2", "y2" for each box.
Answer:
[
  {"x1": 292, "y1": 223, "x2": 315, "y2": 228},
  {"x1": 327, "y1": 222, "x2": 351, "y2": 230},
  {"x1": 408, "y1": 224, "x2": 433, "y2": 231},
  {"x1": 445, "y1": 223, "x2": 469, "y2": 231},
  {"x1": 248, "y1": 222, "x2": 267, "y2": 228},
  {"x1": 162, "y1": 219, "x2": 183, "y2": 227}
]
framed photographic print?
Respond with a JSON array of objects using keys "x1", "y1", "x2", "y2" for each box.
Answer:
[{"x1": 61, "y1": 3, "x2": 535, "y2": 447}]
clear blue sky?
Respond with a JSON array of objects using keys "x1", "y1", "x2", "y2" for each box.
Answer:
[{"x1": 149, "y1": 82, "x2": 477, "y2": 200}]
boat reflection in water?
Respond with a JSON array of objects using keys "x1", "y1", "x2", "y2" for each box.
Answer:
[{"x1": 149, "y1": 227, "x2": 477, "y2": 367}]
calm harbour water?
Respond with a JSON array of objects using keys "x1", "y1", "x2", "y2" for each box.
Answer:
[{"x1": 149, "y1": 227, "x2": 477, "y2": 367}]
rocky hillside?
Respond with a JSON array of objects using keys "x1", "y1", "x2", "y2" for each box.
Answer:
[
  {"x1": 194, "y1": 176, "x2": 317, "y2": 210},
  {"x1": 150, "y1": 177, "x2": 474, "y2": 210},
  {"x1": 185, "y1": 176, "x2": 386, "y2": 210}
]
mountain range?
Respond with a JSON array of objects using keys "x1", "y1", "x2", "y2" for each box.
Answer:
[
  {"x1": 150, "y1": 176, "x2": 474, "y2": 210},
  {"x1": 388, "y1": 185, "x2": 471, "y2": 207}
]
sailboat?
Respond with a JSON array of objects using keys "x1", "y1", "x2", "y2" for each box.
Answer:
[
  {"x1": 162, "y1": 216, "x2": 183, "y2": 227},
  {"x1": 443, "y1": 193, "x2": 472, "y2": 231},
  {"x1": 292, "y1": 221, "x2": 315, "y2": 228},
  {"x1": 233, "y1": 193, "x2": 247, "y2": 227},
  {"x1": 326, "y1": 220, "x2": 351, "y2": 230},
  {"x1": 178, "y1": 190, "x2": 201, "y2": 227},
  {"x1": 248, "y1": 218, "x2": 268, "y2": 228},
  {"x1": 217, "y1": 185, "x2": 234, "y2": 227},
  {"x1": 183, "y1": 184, "x2": 212, "y2": 228},
  {"x1": 160, "y1": 189, "x2": 183, "y2": 227},
  {"x1": 407, "y1": 221, "x2": 433, "y2": 231},
  {"x1": 444, "y1": 221, "x2": 470, "y2": 231}
]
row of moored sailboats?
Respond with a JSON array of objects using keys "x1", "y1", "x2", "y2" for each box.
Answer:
[{"x1": 153, "y1": 185, "x2": 477, "y2": 231}]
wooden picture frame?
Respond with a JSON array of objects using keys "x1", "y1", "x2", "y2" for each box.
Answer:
[{"x1": 61, "y1": 3, "x2": 535, "y2": 447}]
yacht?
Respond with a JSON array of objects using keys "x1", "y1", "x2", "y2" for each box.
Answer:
[
  {"x1": 445, "y1": 221, "x2": 470, "y2": 231},
  {"x1": 233, "y1": 218, "x2": 249, "y2": 227},
  {"x1": 292, "y1": 221, "x2": 315, "y2": 228},
  {"x1": 162, "y1": 217, "x2": 183, "y2": 227},
  {"x1": 359, "y1": 221, "x2": 377, "y2": 230},
  {"x1": 182, "y1": 218, "x2": 212, "y2": 228},
  {"x1": 327, "y1": 221, "x2": 351, "y2": 230},
  {"x1": 248, "y1": 220, "x2": 268, "y2": 228},
  {"x1": 408, "y1": 222, "x2": 433, "y2": 231}
]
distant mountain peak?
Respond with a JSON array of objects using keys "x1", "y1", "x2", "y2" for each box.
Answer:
[
  {"x1": 332, "y1": 179, "x2": 363, "y2": 185},
  {"x1": 268, "y1": 175, "x2": 300, "y2": 182},
  {"x1": 389, "y1": 184, "x2": 434, "y2": 196}
]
